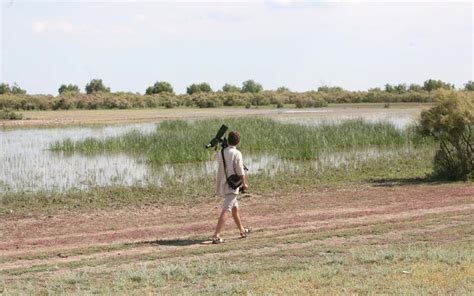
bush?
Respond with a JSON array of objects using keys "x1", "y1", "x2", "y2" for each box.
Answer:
[
  {"x1": 146, "y1": 81, "x2": 174, "y2": 95},
  {"x1": 186, "y1": 83, "x2": 212, "y2": 95},
  {"x1": 85, "y1": 79, "x2": 110, "y2": 94},
  {"x1": 222, "y1": 83, "x2": 240, "y2": 93},
  {"x1": 418, "y1": 91, "x2": 474, "y2": 180},
  {"x1": 241, "y1": 80, "x2": 263, "y2": 93},
  {"x1": 58, "y1": 84, "x2": 80, "y2": 94},
  {"x1": 0, "y1": 109, "x2": 23, "y2": 120}
]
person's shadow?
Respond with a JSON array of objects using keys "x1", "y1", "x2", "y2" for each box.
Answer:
[{"x1": 127, "y1": 238, "x2": 208, "y2": 247}]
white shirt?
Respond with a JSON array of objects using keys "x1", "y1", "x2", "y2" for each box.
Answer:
[{"x1": 215, "y1": 145, "x2": 245, "y2": 196}]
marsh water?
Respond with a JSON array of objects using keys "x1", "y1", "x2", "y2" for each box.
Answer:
[{"x1": 0, "y1": 109, "x2": 420, "y2": 193}]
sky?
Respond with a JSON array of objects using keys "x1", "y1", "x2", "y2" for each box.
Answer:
[{"x1": 0, "y1": 0, "x2": 472, "y2": 95}]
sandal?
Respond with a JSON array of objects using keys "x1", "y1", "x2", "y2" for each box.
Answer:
[
  {"x1": 240, "y1": 227, "x2": 252, "y2": 238},
  {"x1": 212, "y1": 237, "x2": 224, "y2": 244}
]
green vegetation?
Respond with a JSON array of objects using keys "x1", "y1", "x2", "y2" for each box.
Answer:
[
  {"x1": 423, "y1": 79, "x2": 454, "y2": 93},
  {"x1": 241, "y1": 79, "x2": 263, "y2": 93},
  {"x1": 145, "y1": 81, "x2": 174, "y2": 95},
  {"x1": 222, "y1": 83, "x2": 240, "y2": 92},
  {"x1": 51, "y1": 118, "x2": 427, "y2": 164},
  {"x1": 465, "y1": 80, "x2": 474, "y2": 91},
  {"x1": 1, "y1": 79, "x2": 472, "y2": 111},
  {"x1": 187, "y1": 82, "x2": 212, "y2": 95},
  {"x1": 0, "y1": 82, "x2": 27, "y2": 95},
  {"x1": 0, "y1": 108, "x2": 23, "y2": 120},
  {"x1": 419, "y1": 91, "x2": 473, "y2": 180},
  {"x1": 58, "y1": 84, "x2": 80, "y2": 94},
  {"x1": 85, "y1": 79, "x2": 111, "y2": 94}
]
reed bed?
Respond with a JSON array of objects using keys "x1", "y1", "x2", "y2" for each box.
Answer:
[{"x1": 50, "y1": 118, "x2": 427, "y2": 165}]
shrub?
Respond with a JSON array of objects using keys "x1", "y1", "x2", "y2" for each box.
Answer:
[
  {"x1": 85, "y1": 79, "x2": 110, "y2": 94},
  {"x1": 146, "y1": 81, "x2": 174, "y2": 95},
  {"x1": 193, "y1": 94, "x2": 222, "y2": 108},
  {"x1": 0, "y1": 109, "x2": 23, "y2": 120},
  {"x1": 222, "y1": 83, "x2": 240, "y2": 92},
  {"x1": 241, "y1": 80, "x2": 263, "y2": 93},
  {"x1": 58, "y1": 84, "x2": 80, "y2": 94},
  {"x1": 186, "y1": 83, "x2": 212, "y2": 95},
  {"x1": 250, "y1": 94, "x2": 270, "y2": 106},
  {"x1": 464, "y1": 81, "x2": 474, "y2": 91},
  {"x1": 418, "y1": 91, "x2": 474, "y2": 180}
]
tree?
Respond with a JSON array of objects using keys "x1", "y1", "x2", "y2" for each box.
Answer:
[
  {"x1": 317, "y1": 86, "x2": 343, "y2": 93},
  {"x1": 409, "y1": 83, "x2": 423, "y2": 92},
  {"x1": 186, "y1": 82, "x2": 212, "y2": 95},
  {"x1": 384, "y1": 84, "x2": 394, "y2": 93},
  {"x1": 276, "y1": 86, "x2": 290, "y2": 93},
  {"x1": 10, "y1": 83, "x2": 26, "y2": 95},
  {"x1": 0, "y1": 83, "x2": 11, "y2": 94},
  {"x1": 58, "y1": 84, "x2": 80, "y2": 94},
  {"x1": 222, "y1": 83, "x2": 240, "y2": 92},
  {"x1": 145, "y1": 81, "x2": 174, "y2": 95},
  {"x1": 393, "y1": 83, "x2": 407, "y2": 94},
  {"x1": 464, "y1": 81, "x2": 474, "y2": 91},
  {"x1": 241, "y1": 80, "x2": 263, "y2": 93},
  {"x1": 422, "y1": 79, "x2": 454, "y2": 93},
  {"x1": 368, "y1": 87, "x2": 382, "y2": 92},
  {"x1": 85, "y1": 79, "x2": 110, "y2": 94},
  {"x1": 418, "y1": 91, "x2": 473, "y2": 180}
]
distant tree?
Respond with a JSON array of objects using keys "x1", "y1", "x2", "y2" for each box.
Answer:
[
  {"x1": 384, "y1": 84, "x2": 394, "y2": 93},
  {"x1": 368, "y1": 87, "x2": 382, "y2": 92},
  {"x1": 222, "y1": 83, "x2": 240, "y2": 92},
  {"x1": 241, "y1": 80, "x2": 263, "y2": 93},
  {"x1": 317, "y1": 86, "x2": 343, "y2": 93},
  {"x1": 384, "y1": 83, "x2": 407, "y2": 94},
  {"x1": 423, "y1": 79, "x2": 454, "y2": 93},
  {"x1": 146, "y1": 81, "x2": 174, "y2": 95},
  {"x1": 11, "y1": 83, "x2": 26, "y2": 95},
  {"x1": 186, "y1": 82, "x2": 212, "y2": 95},
  {"x1": 393, "y1": 83, "x2": 407, "y2": 94},
  {"x1": 0, "y1": 83, "x2": 11, "y2": 94},
  {"x1": 464, "y1": 81, "x2": 474, "y2": 91},
  {"x1": 409, "y1": 83, "x2": 423, "y2": 92},
  {"x1": 58, "y1": 84, "x2": 80, "y2": 94},
  {"x1": 276, "y1": 86, "x2": 290, "y2": 93},
  {"x1": 85, "y1": 79, "x2": 110, "y2": 94}
]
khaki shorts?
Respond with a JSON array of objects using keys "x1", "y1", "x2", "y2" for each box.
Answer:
[{"x1": 223, "y1": 193, "x2": 239, "y2": 212}]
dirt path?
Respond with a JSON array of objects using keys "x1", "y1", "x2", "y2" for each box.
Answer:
[{"x1": 1, "y1": 183, "x2": 473, "y2": 277}]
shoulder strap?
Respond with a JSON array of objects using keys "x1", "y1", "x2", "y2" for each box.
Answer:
[{"x1": 221, "y1": 148, "x2": 229, "y2": 179}]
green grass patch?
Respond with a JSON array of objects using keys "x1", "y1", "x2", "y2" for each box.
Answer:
[{"x1": 50, "y1": 118, "x2": 428, "y2": 164}]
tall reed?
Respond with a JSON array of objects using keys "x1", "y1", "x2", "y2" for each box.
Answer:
[{"x1": 50, "y1": 118, "x2": 426, "y2": 164}]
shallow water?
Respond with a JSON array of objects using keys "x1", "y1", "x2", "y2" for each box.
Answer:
[{"x1": 0, "y1": 112, "x2": 419, "y2": 194}]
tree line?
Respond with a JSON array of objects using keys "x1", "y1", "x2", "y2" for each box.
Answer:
[
  {"x1": 0, "y1": 79, "x2": 473, "y2": 111},
  {"x1": 2, "y1": 79, "x2": 474, "y2": 96}
]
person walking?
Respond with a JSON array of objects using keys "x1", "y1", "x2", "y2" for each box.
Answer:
[{"x1": 211, "y1": 131, "x2": 251, "y2": 244}]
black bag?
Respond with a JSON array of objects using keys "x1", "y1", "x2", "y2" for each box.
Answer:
[{"x1": 221, "y1": 148, "x2": 242, "y2": 190}]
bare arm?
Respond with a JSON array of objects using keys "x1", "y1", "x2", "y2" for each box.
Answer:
[{"x1": 240, "y1": 175, "x2": 248, "y2": 190}]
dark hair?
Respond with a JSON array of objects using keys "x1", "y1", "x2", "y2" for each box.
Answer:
[{"x1": 228, "y1": 131, "x2": 241, "y2": 146}]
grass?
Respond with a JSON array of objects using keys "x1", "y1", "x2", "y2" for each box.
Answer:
[
  {"x1": 50, "y1": 118, "x2": 429, "y2": 164},
  {"x1": 2, "y1": 224, "x2": 472, "y2": 295}
]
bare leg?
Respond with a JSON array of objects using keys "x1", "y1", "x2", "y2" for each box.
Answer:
[
  {"x1": 213, "y1": 210, "x2": 230, "y2": 238},
  {"x1": 232, "y1": 206, "x2": 245, "y2": 234}
]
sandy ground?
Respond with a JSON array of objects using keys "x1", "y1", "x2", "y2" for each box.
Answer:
[{"x1": 1, "y1": 183, "x2": 472, "y2": 277}]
